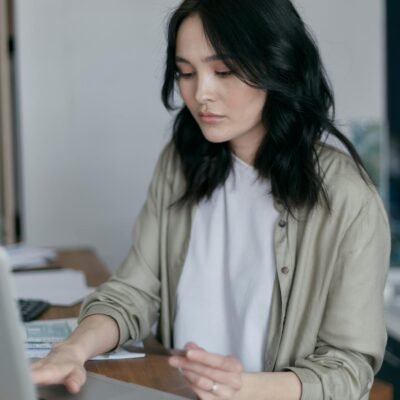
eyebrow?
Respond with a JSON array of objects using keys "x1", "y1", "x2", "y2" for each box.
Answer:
[{"x1": 175, "y1": 54, "x2": 228, "y2": 64}]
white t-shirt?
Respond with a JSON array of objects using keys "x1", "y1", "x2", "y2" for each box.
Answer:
[{"x1": 173, "y1": 155, "x2": 278, "y2": 372}]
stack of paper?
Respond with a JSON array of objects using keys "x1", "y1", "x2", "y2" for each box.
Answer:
[
  {"x1": 5, "y1": 244, "x2": 57, "y2": 270},
  {"x1": 23, "y1": 318, "x2": 145, "y2": 360},
  {"x1": 12, "y1": 269, "x2": 93, "y2": 305}
]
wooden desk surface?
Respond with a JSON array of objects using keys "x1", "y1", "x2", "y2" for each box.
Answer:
[
  {"x1": 40, "y1": 248, "x2": 392, "y2": 400},
  {"x1": 40, "y1": 248, "x2": 195, "y2": 399}
]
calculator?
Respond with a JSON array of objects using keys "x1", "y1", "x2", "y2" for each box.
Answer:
[{"x1": 18, "y1": 299, "x2": 50, "y2": 322}]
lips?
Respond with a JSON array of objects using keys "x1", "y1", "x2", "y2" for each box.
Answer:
[{"x1": 198, "y1": 112, "x2": 225, "y2": 123}]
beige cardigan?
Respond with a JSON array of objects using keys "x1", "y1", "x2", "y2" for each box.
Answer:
[{"x1": 80, "y1": 142, "x2": 390, "y2": 400}]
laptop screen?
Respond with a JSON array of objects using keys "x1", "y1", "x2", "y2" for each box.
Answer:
[
  {"x1": 0, "y1": 247, "x2": 38, "y2": 400},
  {"x1": 0, "y1": 248, "x2": 187, "y2": 400}
]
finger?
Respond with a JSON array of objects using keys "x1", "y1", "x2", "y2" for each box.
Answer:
[
  {"x1": 181, "y1": 367, "x2": 214, "y2": 391},
  {"x1": 192, "y1": 385, "x2": 216, "y2": 400},
  {"x1": 65, "y1": 378, "x2": 81, "y2": 394},
  {"x1": 169, "y1": 357, "x2": 242, "y2": 390},
  {"x1": 64, "y1": 367, "x2": 87, "y2": 394},
  {"x1": 31, "y1": 364, "x2": 60, "y2": 385},
  {"x1": 184, "y1": 342, "x2": 204, "y2": 351},
  {"x1": 187, "y1": 350, "x2": 243, "y2": 373},
  {"x1": 182, "y1": 368, "x2": 236, "y2": 399},
  {"x1": 31, "y1": 362, "x2": 74, "y2": 386}
]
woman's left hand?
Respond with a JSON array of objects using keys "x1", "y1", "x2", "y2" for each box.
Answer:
[{"x1": 169, "y1": 342, "x2": 243, "y2": 399}]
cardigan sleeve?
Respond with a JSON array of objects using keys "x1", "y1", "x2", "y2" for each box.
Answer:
[{"x1": 286, "y1": 192, "x2": 390, "y2": 399}]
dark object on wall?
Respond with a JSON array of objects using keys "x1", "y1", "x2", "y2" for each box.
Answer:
[
  {"x1": 377, "y1": 334, "x2": 400, "y2": 400},
  {"x1": 387, "y1": 0, "x2": 400, "y2": 266},
  {"x1": 387, "y1": 0, "x2": 400, "y2": 133}
]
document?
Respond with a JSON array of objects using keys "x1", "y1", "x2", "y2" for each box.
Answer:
[
  {"x1": 5, "y1": 244, "x2": 57, "y2": 270},
  {"x1": 12, "y1": 269, "x2": 93, "y2": 305},
  {"x1": 23, "y1": 318, "x2": 145, "y2": 360}
]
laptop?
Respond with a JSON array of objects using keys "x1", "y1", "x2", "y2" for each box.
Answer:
[{"x1": 0, "y1": 248, "x2": 187, "y2": 400}]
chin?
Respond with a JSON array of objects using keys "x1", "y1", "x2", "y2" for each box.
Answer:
[
  {"x1": 200, "y1": 129, "x2": 231, "y2": 144},
  {"x1": 202, "y1": 135, "x2": 230, "y2": 144}
]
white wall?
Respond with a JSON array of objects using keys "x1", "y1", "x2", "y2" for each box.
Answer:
[
  {"x1": 15, "y1": 0, "x2": 384, "y2": 270},
  {"x1": 294, "y1": 0, "x2": 385, "y2": 123},
  {"x1": 15, "y1": 0, "x2": 180, "y2": 269}
]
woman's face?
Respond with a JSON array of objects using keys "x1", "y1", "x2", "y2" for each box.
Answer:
[{"x1": 175, "y1": 14, "x2": 267, "y2": 164}]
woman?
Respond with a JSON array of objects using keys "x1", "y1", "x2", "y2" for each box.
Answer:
[{"x1": 32, "y1": 0, "x2": 390, "y2": 399}]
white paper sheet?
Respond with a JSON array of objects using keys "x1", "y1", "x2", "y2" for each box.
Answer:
[
  {"x1": 26, "y1": 347, "x2": 145, "y2": 360},
  {"x1": 24, "y1": 319, "x2": 145, "y2": 360},
  {"x1": 5, "y1": 244, "x2": 57, "y2": 270},
  {"x1": 12, "y1": 269, "x2": 93, "y2": 305}
]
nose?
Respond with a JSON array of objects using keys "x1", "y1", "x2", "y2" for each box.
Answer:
[{"x1": 194, "y1": 73, "x2": 216, "y2": 104}]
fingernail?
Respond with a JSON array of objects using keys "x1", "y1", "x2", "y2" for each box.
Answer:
[
  {"x1": 186, "y1": 350, "x2": 194, "y2": 358},
  {"x1": 169, "y1": 357, "x2": 180, "y2": 367}
]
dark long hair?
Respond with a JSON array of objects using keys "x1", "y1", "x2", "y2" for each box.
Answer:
[{"x1": 161, "y1": 0, "x2": 367, "y2": 213}]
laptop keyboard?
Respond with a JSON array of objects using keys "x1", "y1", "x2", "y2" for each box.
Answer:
[{"x1": 18, "y1": 299, "x2": 50, "y2": 321}]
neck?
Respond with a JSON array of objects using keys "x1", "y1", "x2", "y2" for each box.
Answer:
[
  {"x1": 229, "y1": 126, "x2": 266, "y2": 165},
  {"x1": 231, "y1": 149, "x2": 255, "y2": 165},
  {"x1": 230, "y1": 136, "x2": 263, "y2": 165}
]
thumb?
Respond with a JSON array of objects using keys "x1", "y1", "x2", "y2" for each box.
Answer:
[{"x1": 64, "y1": 367, "x2": 87, "y2": 394}]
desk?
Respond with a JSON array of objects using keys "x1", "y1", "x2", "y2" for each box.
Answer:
[{"x1": 40, "y1": 249, "x2": 392, "y2": 400}]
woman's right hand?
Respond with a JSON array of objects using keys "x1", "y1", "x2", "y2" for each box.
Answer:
[
  {"x1": 31, "y1": 342, "x2": 87, "y2": 394},
  {"x1": 31, "y1": 314, "x2": 120, "y2": 393}
]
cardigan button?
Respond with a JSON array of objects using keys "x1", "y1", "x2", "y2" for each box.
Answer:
[
  {"x1": 278, "y1": 220, "x2": 286, "y2": 228},
  {"x1": 281, "y1": 266, "x2": 290, "y2": 274}
]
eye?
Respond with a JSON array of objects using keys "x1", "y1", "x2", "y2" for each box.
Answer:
[
  {"x1": 215, "y1": 70, "x2": 233, "y2": 78},
  {"x1": 176, "y1": 70, "x2": 195, "y2": 80}
]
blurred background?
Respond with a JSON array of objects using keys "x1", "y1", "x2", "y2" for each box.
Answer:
[
  {"x1": 0, "y1": 0, "x2": 399, "y2": 396},
  {"x1": 0, "y1": 0, "x2": 392, "y2": 268}
]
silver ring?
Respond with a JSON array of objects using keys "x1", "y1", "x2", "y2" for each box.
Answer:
[{"x1": 210, "y1": 382, "x2": 219, "y2": 394}]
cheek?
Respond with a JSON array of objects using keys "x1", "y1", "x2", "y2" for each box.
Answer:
[
  {"x1": 178, "y1": 82, "x2": 195, "y2": 108},
  {"x1": 223, "y1": 81, "x2": 266, "y2": 115},
  {"x1": 228, "y1": 92, "x2": 266, "y2": 122}
]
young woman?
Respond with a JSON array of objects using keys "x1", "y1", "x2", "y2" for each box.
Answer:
[{"x1": 32, "y1": 1, "x2": 390, "y2": 399}]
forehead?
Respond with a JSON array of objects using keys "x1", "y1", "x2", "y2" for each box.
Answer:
[{"x1": 176, "y1": 14, "x2": 215, "y2": 58}]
